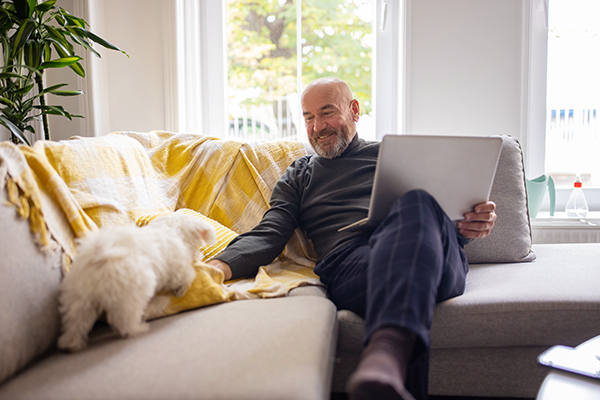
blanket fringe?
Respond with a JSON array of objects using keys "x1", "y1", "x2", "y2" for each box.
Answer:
[{"x1": 5, "y1": 175, "x2": 50, "y2": 249}]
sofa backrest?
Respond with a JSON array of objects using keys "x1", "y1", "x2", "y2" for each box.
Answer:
[
  {"x1": 463, "y1": 135, "x2": 535, "y2": 264},
  {"x1": 307, "y1": 135, "x2": 535, "y2": 264}
]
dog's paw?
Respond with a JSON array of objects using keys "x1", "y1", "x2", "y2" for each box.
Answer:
[
  {"x1": 122, "y1": 322, "x2": 150, "y2": 337},
  {"x1": 57, "y1": 332, "x2": 87, "y2": 352}
]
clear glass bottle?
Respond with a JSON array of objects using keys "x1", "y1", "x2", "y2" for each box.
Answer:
[{"x1": 565, "y1": 175, "x2": 589, "y2": 218}]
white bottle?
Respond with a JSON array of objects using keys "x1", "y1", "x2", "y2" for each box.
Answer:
[{"x1": 565, "y1": 175, "x2": 589, "y2": 218}]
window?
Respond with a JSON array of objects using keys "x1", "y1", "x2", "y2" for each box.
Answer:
[
  {"x1": 545, "y1": 0, "x2": 600, "y2": 189},
  {"x1": 225, "y1": 0, "x2": 374, "y2": 142},
  {"x1": 176, "y1": 0, "x2": 406, "y2": 143}
]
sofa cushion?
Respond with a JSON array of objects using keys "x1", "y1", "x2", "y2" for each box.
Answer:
[
  {"x1": 0, "y1": 188, "x2": 63, "y2": 385},
  {"x1": 432, "y1": 243, "x2": 600, "y2": 349},
  {"x1": 336, "y1": 243, "x2": 600, "y2": 351},
  {"x1": 0, "y1": 296, "x2": 338, "y2": 400},
  {"x1": 464, "y1": 135, "x2": 536, "y2": 263}
]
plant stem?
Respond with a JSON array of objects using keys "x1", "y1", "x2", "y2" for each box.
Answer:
[{"x1": 34, "y1": 72, "x2": 50, "y2": 140}]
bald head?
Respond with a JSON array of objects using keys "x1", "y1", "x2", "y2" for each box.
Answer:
[{"x1": 301, "y1": 77, "x2": 354, "y2": 107}]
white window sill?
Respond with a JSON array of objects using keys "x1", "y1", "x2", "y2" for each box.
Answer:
[
  {"x1": 531, "y1": 212, "x2": 600, "y2": 244},
  {"x1": 532, "y1": 211, "x2": 600, "y2": 224}
]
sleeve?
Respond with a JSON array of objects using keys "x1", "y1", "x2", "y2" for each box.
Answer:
[{"x1": 214, "y1": 158, "x2": 307, "y2": 279}]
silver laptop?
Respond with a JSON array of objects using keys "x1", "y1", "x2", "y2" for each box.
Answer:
[{"x1": 339, "y1": 134, "x2": 503, "y2": 231}]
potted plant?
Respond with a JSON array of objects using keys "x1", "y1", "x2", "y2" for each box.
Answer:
[{"x1": 0, "y1": 0, "x2": 127, "y2": 145}]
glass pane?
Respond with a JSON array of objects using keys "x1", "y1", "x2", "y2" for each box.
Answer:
[
  {"x1": 546, "y1": 0, "x2": 600, "y2": 187},
  {"x1": 301, "y1": 0, "x2": 374, "y2": 140},
  {"x1": 226, "y1": 0, "x2": 299, "y2": 141},
  {"x1": 226, "y1": 0, "x2": 373, "y2": 142}
]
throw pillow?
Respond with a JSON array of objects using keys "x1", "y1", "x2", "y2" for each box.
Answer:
[
  {"x1": 136, "y1": 208, "x2": 238, "y2": 261},
  {"x1": 464, "y1": 135, "x2": 536, "y2": 263}
]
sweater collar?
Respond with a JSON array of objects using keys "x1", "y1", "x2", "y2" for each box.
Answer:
[{"x1": 339, "y1": 134, "x2": 361, "y2": 157}]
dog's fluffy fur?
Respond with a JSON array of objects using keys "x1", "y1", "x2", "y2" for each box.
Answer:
[{"x1": 57, "y1": 213, "x2": 216, "y2": 352}]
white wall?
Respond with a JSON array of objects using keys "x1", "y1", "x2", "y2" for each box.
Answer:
[
  {"x1": 46, "y1": 0, "x2": 169, "y2": 141},
  {"x1": 407, "y1": 0, "x2": 525, "y2": 139},
  {"x1": 100, "y1": 0, "x2": 167, "y2": 134}
]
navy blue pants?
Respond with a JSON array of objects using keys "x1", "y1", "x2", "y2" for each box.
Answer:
[{"x1": 314, "y1": 190, "x2": 469, "y2": 399}]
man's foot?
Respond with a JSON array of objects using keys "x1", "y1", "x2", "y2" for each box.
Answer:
[
  {"x1": 347, "y1": 350, "x2": 416, "y2": 400},
  {"x1": 347, "y1": 327, "x2": 417, "y2": 400}
]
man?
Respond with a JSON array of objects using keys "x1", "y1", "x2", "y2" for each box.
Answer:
[{"x1": 208, "y1": 77, "x2": 496, "y2": 400}]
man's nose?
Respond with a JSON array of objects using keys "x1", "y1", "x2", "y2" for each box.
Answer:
[{"x1": 314, "y1": 116, "x2": 326, "y2": 132}]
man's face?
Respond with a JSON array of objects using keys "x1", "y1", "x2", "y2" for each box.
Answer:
[{"x1": 302, "y1": 84, "x2": 359, "y2": 159}]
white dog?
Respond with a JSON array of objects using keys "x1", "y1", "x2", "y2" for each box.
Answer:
[{"x1": 57, "y1": 213, "x2": 216, "y2": 352}]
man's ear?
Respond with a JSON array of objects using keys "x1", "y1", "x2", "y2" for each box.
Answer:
[{"x1": 350, "y1": 99, "x2": 360, "y2": 121}]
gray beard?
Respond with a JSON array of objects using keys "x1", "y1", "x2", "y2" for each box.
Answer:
[{"x1": 311, "y1": 127, "x2": 353, "y2": 159}]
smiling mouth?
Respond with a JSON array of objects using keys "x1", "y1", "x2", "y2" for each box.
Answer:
[{"x1": 317, "y1": 132, "x2": 334, "y2": 140}]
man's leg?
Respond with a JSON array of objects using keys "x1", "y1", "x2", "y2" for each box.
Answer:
[
  {"x1": 315, "y1": 189, "x2": 468, "y2": 400},
  {"x1": 358, "y1": 189, "x2": 469, "y2": 399}
]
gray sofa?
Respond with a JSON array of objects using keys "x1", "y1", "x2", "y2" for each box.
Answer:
[{"x1": 1, "y1": 135, "x2": 600, "y2": 399}]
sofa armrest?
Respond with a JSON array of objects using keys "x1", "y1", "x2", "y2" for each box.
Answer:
[{"x1": 0, "y1": 186, "x2": 63, "y2": 384}]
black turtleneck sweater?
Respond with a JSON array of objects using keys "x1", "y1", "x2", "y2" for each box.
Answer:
[{"x1": 215, "y1": 135, "x2": 379, "y2": 280}]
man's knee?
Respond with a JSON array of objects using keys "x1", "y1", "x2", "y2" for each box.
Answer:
[{"x1": 393, "y1": 189, "x2": 437, "y2": 211}]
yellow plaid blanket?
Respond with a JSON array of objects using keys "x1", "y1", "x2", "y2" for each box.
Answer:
[{"x1": 0, "y1": 131, "x2": 321, "y2": 318}]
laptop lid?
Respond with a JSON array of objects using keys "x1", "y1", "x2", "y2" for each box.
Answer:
[{"x1": 340, "y1": 134, "x2": 502, "y2": 231}]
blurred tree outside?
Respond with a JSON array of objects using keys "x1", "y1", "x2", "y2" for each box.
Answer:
[{"x1": 226, "y1": 0, "x2": 373, "y2": 139}]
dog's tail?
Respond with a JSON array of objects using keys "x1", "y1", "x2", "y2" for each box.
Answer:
[
  {"x1": 197, "y1": 221, "x2": 217, "y2": 247},
  {"x1": 183, "y1": 219, "x2": 217, "y2": 248}
]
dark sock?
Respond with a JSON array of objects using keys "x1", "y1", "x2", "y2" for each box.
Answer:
[{"x1": 347, "y1": 327, "x2": 417, "y2": 400}]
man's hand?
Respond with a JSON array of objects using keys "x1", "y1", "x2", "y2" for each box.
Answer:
[
  {"x1": 206, "y1": 259, "x2": 233, "y2": 281},
  {"x1": 457, "y1": 201, "x2": 497, "y2": 239}
]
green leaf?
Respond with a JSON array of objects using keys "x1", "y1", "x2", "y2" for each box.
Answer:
[
  {"x1": 0, "y1": 97, "x2": 16, "y2": 107},
  {"x1": 35, "y1": 0, "x2": 57, "y2": 13},
  {"x1": 50, "y1": 39, "x2": 73, "y2": 59},
  {"x1": 58, "y1": 8, "x2": 86, "y2": 28},
  {"x1": 13, "y1": 0, "x2": 31, "y2": 19},
  {"x1": 10, "y1": 19, "x2": 36, "y2": 58},
  {"x1": 72, "y1": 27, "x2": 128, "y2": 57},
  {"x1": 69, "y1": 61, "x2": 85, "y2": 78},
  {"x1": 65, "y1": 27, "x2": 101, "y2": 58},
  {"x1": 0, "y1": 72, "x2": 27, "y2": 79},
  {"x1": 0, "y1": 8, "x2": 14, "y2": 36},
  {"x1": 35, "y1": 104, "x2": 72, "y2": 119},
  {"x1": 35, "y1": 104, "x2": 82, "y2": 120},
  {"x1": 14, "y1": 83, "x2": 34, "y2": 96},
  {"x1": 24, "y1": 42, "x2": 43, "y2": 69},
  {"x1": 27, "y1": 0, "x2": 36, "y2": 15},
  {"x1": 39, "y1": 56, "x2": 82, "y2": 69},
  {"x1": 0, "y1": 115, "x2": 31, "y2": 145},
  {"x1": 43, "y1": 42, "x2": 51, "y2": 61},
  {"x1": 46, "y1": 26, "x2": 74, "y2": 53},
  {"x1": 48, "y1": 42, "x2": 85, "y2": 77},
  {"x1": 40, "y1": 83, "x2": 68, "y2": 93},
  {"x1": 22, "y1": 97, "x2": 35, "y2": 111},
  {"x1": 49, "y1": 90, "x2": 83, "y2": 97}
]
